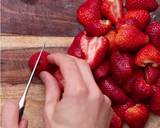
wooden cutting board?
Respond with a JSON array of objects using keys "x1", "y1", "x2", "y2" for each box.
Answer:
[{"x1": 1, "y1": 36, "x2": 160, "y2": 128}]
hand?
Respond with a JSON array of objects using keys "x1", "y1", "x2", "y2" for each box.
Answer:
[
  {"x1": 40, "y1": 53, "x2": 112, "y2": 128},
  {"x1": 2, "y1": 102, "x2": 28, "y2": 128}
]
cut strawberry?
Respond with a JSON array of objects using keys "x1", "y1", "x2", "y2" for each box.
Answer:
[
  {"x1": 93, "y1": 60, "x2": 110, "y2": 79},
  {"x1": 110, "y1": 112, "x2": 123, "y2": 128},
  {"x1": 98, "y1": 77, "x2": 128, "y2": 104},
  {"x1": 145, "y1": 65, "x2": 160, "y2": 84},
  {"x1": 28, "y1": 51, "x2": 57, "y2": 76},
  {"x1": 124, "y1": 9, "x2": 150, "y2": 29},
  {"x1": 111, "y1": 51, "x2": 134, "y2": 83},
  {"x1": 124, "y1": 104, "x2": 149, "y2": 128},
  {"x1": 113, "y1": 100, "x2": 134, "y2": 120},
  {"x1": 150, "y1": 86, "x2": 160, "y2": 115},
  {"x1": 85, "y1": 20, "x2": 112, "y2": 36},
  {"x1": 126, "y1": 0, "x2": 158, "y2": 12},
  {"x1": 146, "y1": 21, "x2": 160, "y2": 51},
  {"x1": 101, "y1": 0, "x2": 123, "y2": 24},
  {"x1": 80, "y1": 33, "x2": 109, "y2": 69},
  {"x1": 77, "y1": 0, "x2": 101, "y2": 26},
  {"x1": 68, "y1": 31, "x2": 84, "y2": 58},
  {"x1": 135, "y1": 44, "x2": 160, "y2": 67},
  {"x1": 115, "y1": 24, "x2": 149, "y2": 51}
]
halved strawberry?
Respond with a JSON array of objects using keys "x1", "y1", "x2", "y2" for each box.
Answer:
[
  {"x1": 135, "y1": 44, "x2": 160, "y2": 67},
  {"x1": 126, "y1": 0, "x2": 158, "y2": 12},
  {"x1": 110, "y1": 112, "x2": 123, "y2": 128},
  {"x1": 85, "y1": 20, "x2": 112, "y2": 36},
  {"x1": 68, "y1": 31, "x2": 84, "y2": 58},
  {"x1": 98, "y1": 77, "x2": 128, "y2": 104},
  {"x1": 150, "y1": 86, "x2": 160, "y2": 115},
  {"x1": 111, "y1": 51, "x2": 134, "y2": 83},
  {"x1": 145, "y1": 65, "x2": 160, "y2": 84},
  {"x1": 124, "y1": 9, "x2": 150, "y2": 29},
  {"x1": 77, "y1": 0, "x2": 101, "y2": 26},
  {"x1": 93, "y1": 60, "x2": 110, "y2": 79},
  {"x1": 80, "y1": 33, "x2": 109, "y2": 69},
  {"x1": 105, "y1": 30, "x2": 117, "y2": 52},
  {"x1": 146, "y1": 21, "x2": 160, "y2": 51},
  {"x1": 101, "y1": 0, "x2": 123, "y2": 24},
  {"x1": 124, "y1": 104, "x2": 149, "y2": 128},
  {"x1": 113, "y1": 100, "x2": 134, "y2": 120},
  {"x1": 115, "y1": 24, "x2": 149, "y2": 51}
]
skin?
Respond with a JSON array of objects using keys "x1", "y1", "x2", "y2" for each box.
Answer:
[{"x1": 2, "y1": 53, "x2": 112, "y2": 128}]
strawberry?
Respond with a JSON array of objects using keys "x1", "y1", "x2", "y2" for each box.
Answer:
[
  {"x1": 110, "y1": 112, "x2": 122, "y2": 128},
  {"x1": 105, "y1": 30, "x2": 117, "y2": 52},
  {"x1": 115, "y1": 24, "x2": 149, "y2": 51},
  {"x1": 155, "y1": 77, "x2": 160, "y2": 88},
  {"x1": 131, "y1": 77, "x2": 153, "y2": 102},
  {"x1": 111, "y1": 51, "x2": 133, "y2": 83},
  {"x1": 98, "y1": 77, "x2": 128, "y2": 104},
  {"x1": 52, "y1": 69, "x2": 64, "y2": 92},
  {"x1": 124, "y1": 9, "x2": 150, "y2": 29},
  {"x1": 123, "y1": 71, "x2": 144, "y2": 94},
  {"x1": 145, "y1": 65, "x2": 160, "y2": 84},
  {"x1": 77, "y1": 0, "x2": 101, "y2": 26},
  {"x1": 146, "y1": 21, "x2": 160, "y2": 51},
  {"x1": 101, "y1": 0, "x2": 123, "y2": 24},
  {"x1": 125, "y1": 0, "x2": 158, "y2": 12},
  {"x1": 124, "y1": 104, "x2": 149, "y2": 128},
  {"x1": 68, "y1": 31, "x2": 84, "y2": 58},
  {"x1": 113, "y1": 100, "x2": 134, "y2": 119},
  {"x1": 93, "y1": 60, "x2": 110, "y2": 79},
  {"x1": 28, "y1": 51, "x2": 57, "y2": 76},
  {"x1": 85, "y1": 20, "x2": 112, "y2": 36},
  {"x1": 80, "y1": 33, "x2": 109, "y2": 69},
  {"x1": 135, "y1": 44, "x2": 160, "y2": 67},
  {"x1": 116, "y1": 18, "x2": 142, "y2": 30},
  {"x1": 150, "y1": 86, "x2": 160, "y2": 115}
]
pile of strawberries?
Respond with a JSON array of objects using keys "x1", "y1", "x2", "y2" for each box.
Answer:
[{"x1": 28, "y1": 0, "x2": 160, "y2": 128}]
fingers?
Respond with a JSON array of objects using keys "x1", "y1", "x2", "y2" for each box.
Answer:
[
  {"x1": 2, "y1": 101, "x2": 19, "y2": 128},
  {"x1": 47, "y1": 53, "x2": 87, "y2": 95},
  {"x1": 19, "y1": 119, "x2": 28, "y2": 128},
  {"x1": 39, "y1": 71, "x2": 60, "y2": 107}
]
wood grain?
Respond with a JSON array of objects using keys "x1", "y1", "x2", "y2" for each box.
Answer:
[{"x1": 1, "y1": 0, "x2": 84, "y2": 36}]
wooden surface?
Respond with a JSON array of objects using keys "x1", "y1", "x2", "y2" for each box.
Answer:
[
  {"x1": 1, "y1": 36, "x2": 160, "y2": 128},
  {"x1": 1, "y1": 0, "x2": 84, "y2": 36}
]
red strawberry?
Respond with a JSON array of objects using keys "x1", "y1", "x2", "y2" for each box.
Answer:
[
  {"x1": 111, "y1": 51, "x2": 133, "y2": 83},
  {"x1": 155, "y1": 77, "x2": 160, "y2": 88},
  {"x1": 124, "y1": 9, "x2": 150, "y2": 29},
  {"x1": 150, "y1": 86, "x2": 160, "y2": 115},
  {"x1": 93, "y1": 60, "x2": 110, "y2": 79},
  {"x1": 123, "y1": 71, "x2": 144, "y2": 94},
  {"x1": 85, "y1": 20, "x2": 112, "y2": 36},
  {"x1": 98, "y1": 77, "x2": 128, "y2": 104},
  {"x1": 113, "y1": 100, "x2": 134, "y2": 119},
  {"x1": 101, "y1": 0, "x2": 123, "y2": 24},
  {"x1": 105, "y1": 30, "x2": 117, "y2": 52},
  {"x1": 115, "y1": 24, "x2": 149, "y2": 51},
  {"x1": 77, "y1": 0, "x2": 101, "y2": 26},
  {"x1": 124, "y1": 104, "x2": 149, "y2": 128},
  {"x1": 135, "y1": 44, "x2": 160, "y2": 67},
  {"x1": 116, "y1": 18, "x2": 142, "y2": 30},
  {"x1": 131, "y1": 77, "x2": 153, "y2": 102},
  {"x1": 28, "y1": 51, "x2": 57, "y2": 76},
  {"x1": 110, "y1": 112, "x2": 122, "y2": 128},
  {"x1": 145, "y1": 65, "x2": 160, "y2": 84},
  {"x1": 52, "y1": 69, "x2": 64, "y2": 92},
  {"x1": 80, "y1": 33, "x2": 109, "y2": 69},
  {"x1": 68, "y1": 31, "x2": 84, "y2": 58},
  {"x1": 126, "y1": 0, "x2": 158, "y2": 12},
  {"x1": 146, "y1": 21, "x2": 160, "y2": 51}
]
